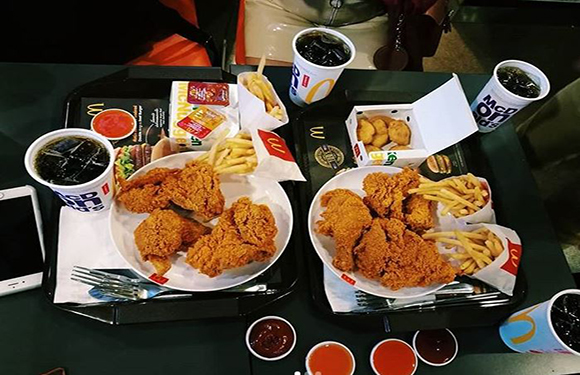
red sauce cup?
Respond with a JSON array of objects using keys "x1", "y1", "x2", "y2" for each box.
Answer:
[
  {"x1": 306, "y1": 341, "x2": 356, "y2": 375},
  {"x1": 370, "y1": 339, "x2": 418, "y2": 375},
  {"x1": 245, "y1": 315, "x2": 297, "y2": 361},
  {"x1": 412, "y1": 329, "x2": 458, "y2": 367},
  {"x1": 91, "y1": 108, "x2": 136, "y2": 140}
]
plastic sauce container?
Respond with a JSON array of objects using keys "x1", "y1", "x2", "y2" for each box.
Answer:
[
  {"x1": 306, "y1": 341, "x2": 355, "y2": 375},
  {"x1": 412, "y1": 329, "x2": 458, "y2": 366},
  {"x1": 370, "y1": 339, "x2": 418, "y2": 375}
]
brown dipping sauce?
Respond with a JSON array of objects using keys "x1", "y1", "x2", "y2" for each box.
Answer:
[
  {"x1": 415, "y1": 329, "x2": 457, "y2": 364},
  {"x1": 249, "y1": 319, "x2": 294, "y2": 358}
]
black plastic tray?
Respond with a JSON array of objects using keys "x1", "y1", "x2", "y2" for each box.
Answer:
[
  {"x1": 43, "y1": 67, "x2": 299, "y2": 324},
  {"x1": 291, "y1": 90, "x2": 526, "y2": 332}
]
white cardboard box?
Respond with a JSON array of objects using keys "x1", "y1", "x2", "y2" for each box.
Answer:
[
  {"x1": 169, "y1": 81, "x2": 239, "y2": 151},
  {"x1": 346, "y1": 75, "x2": 478, "y2": 168}
]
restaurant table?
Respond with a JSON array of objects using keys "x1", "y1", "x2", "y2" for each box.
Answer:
[{"x1": 0, "y1": 62, "x2": 579, "y2": 375}]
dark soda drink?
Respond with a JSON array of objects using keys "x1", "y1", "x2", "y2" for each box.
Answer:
[
  {"x1": 551, "y1": 293, "x2": 580, "y2": 352},
  {"x1": 34, "y1": 136, "x2": 109, "y2": 186},
  {"x1": 497, "y1": 66, "x2": 541, "y2": 99},
  {"x1": 296, "y1": 31, "x2": 351, "y2": 67}
]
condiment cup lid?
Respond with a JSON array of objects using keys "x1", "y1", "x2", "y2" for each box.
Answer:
[
  {"x1": 245, "y1": 315, "x2": 297, "y2": 361},
  {"x1": 305, "y1": 341, "x2": 356, "y2": 375},
  {"x1": 412, "y1": 329, "x2": 458, "y2": 367},
  {"x1": 370, "y1": 338, "x2": 418, "y2": 375}
]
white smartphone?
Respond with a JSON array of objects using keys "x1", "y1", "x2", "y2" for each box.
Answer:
[{"x1": 0, "y1": 185, "x2": 45, "y2": 296}]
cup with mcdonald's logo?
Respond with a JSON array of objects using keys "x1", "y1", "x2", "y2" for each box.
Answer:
[
  {"x1": 499, "y1": 289, "x2": 580, "y2": 355},
  {"x1": 290, "y1": 28, "x2": 356, "y2": 107}
]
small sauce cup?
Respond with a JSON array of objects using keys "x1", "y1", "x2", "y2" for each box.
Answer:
[
  {"x1": 245, "y1": 315, "x2": 296, "y2": 361},
  {"x1": 370, "y1": 339, "x2": 418, "y2": 375},
  {"x1": 412, "y1": 329, "x2": 458, "y2": 367},
  {"x1": 306, "y1": 341, "x2": 355, "y2": 375}
]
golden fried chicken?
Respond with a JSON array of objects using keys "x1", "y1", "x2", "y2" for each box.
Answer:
[
  {"x1": 353, "y1": 219, "x2": 389, "y2": 280},
  {"x1": 316, "y1": 189, "x2": 373, "y2": 272},
  {"x1": 134, "y1": 209, "x2": 209, "y2": 275},
  {"x1": 380, "y1": 227, "x2": 456, "y2": 290},
  {"x1": 388, "y1": 119, "x2": 411, "y2": 146},
  {"x1": 186, "y1": 197, "x2": 277, "y2": 277},
  {"x1": 404, "y1": 194, "x2": 434, "y2": 232},
  {"x1": 164, "y1": 160, "x2": 225, "y2": 221},
  {"x1": 117, "y1": 168, "x2": 179, "y2": 213},
  {"x1": 363, "y1": 168, "x2": 420, "y2": 220}
]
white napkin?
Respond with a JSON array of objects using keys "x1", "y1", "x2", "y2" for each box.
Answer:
[
  {"x1": 323, "y1": 266, "x2": 436, "y2": 313},
  {"x1": 53, "y1": 206, "x2": 130, "y2": 304}
]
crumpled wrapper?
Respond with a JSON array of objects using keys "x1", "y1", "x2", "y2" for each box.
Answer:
[{"x1": 237, "y1": 72, "x2": 289, "y2": 131}]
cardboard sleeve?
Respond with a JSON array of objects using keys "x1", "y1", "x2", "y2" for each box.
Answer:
[{"x1": 237, "y1": 72, "x2": 289, "y2": 131}]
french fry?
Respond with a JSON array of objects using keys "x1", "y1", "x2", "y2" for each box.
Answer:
[
  {"x1": 214, "y1": 164, "x2": 253, "y2": 174},
  {"x1": 242, "y1": 72, "x2": 285, "y2": 120},
  {"x1": 198, "y1": 131, "x2": 258, "y2": 175},
  {"x1": 226, "y1": 138, "x2": 253, "y2": 147},
  {"x1": 424, "y1": 228, "x2": 503, "y2": 275}
]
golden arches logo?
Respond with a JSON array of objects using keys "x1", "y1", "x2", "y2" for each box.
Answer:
[
  {"x1": 86, "y1": 103, "x2": 104, "y2": 117},
  {"x1": 309, "y1": 126, "x2": 325, "y2": 140},
  {"x1": 305, "y1": 78, "x2": 335, "y2": 104},
  {"x1": 507, "y1": 304, "x2": 541, "y2": 345},
  {"x1": 267, "y1": 137, "x2": 286, "y2": 154}
]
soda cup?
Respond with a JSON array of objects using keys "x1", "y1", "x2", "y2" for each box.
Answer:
[
  {"x1": 499, "y1": 289, "x2": 580, "y2": 355},
  {"x1": 289, "y1": 27, "x2": 356, "y2": 107},
  {"x1": 471, "y1": 60, "x2": 550, "y2": 133},
  {"x1": 25, "y1": 128, "x2": 116, "y2": 213}
]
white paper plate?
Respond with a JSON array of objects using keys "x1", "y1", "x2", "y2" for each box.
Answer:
[
  {"x1": 110, "y1": 152, "x2": 293, "y2": 292},
  {"x1": 308, "y1": 166, "x2": 446, "y2": 299}
]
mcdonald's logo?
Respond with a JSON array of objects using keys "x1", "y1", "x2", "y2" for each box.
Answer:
[
  {"x1": 86, "y1": 103, "x2": 104, "y2": 117},
  {"x1": 507, "y1": 304, "x2": 541, "y2": 345},
  {"x1": 309, "y1": 126, "x2": 325, "y2": 140},
  {"x1": 257, "y1": 129, "x2": 295, "y2": 162},
  {"x1": 305, "y1": 78, "x2": 335, "y2": 104},
  {"x1": 501, "y1": 239, "x2": 522, "y2": 276}
]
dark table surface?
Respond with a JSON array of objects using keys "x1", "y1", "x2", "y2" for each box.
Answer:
[{"x1": 0, "y1": 63, "x2": 579, "y2": 375}]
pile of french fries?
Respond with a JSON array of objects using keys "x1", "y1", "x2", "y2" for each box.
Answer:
[
  {"x1": 198, "y1": 132, "x2": 257, "y2": 174},
  {"x1": 240, "y1": 72, "x2": 284, "y2": 120},
  {"x1": 423, "y1": 228, "x2": 504, "y2": 275},
  {"x1": 410, "y1": 174, "x2": 489, "y2": 218}
]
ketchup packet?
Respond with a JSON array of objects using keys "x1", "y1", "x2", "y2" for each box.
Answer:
[
  {"x1": 187, "y1": 82, "x2": 230, "y2": 106},
  {"x1": 438, "y1": 223, "x2": 522, "y2": 296},
  {"x1": 250, "y1": 128, "x2": 306, "y2": 182},
  {"x1": 177, "y1": 105, "x2": 226, "y2": 140}
]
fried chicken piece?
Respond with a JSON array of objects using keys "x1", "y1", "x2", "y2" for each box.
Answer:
[
  {"x1": 164, "y1": 160, "x2": 225, "y2": 221},
  {"x1": 354, "y1": 219, "x2": 389, "y2": 280},
  {"x1": 117, "y1": 168, "x2": 179, "y2": 213},
  {"x1": 404, "y1": 194, "x2": 434, "y2": 232},
  {"x1": 388, "y1": 119, "x2": 411, "y2": 146},
  {"x1": 363, "y1": 168, "x2": 420, "y2": 220},
  {"x1": 380, "y1": 229, "x2": 456, "y2": 290},
  {"x1": 186, "y1": 197, "x2": 277, "y2": 277},
  {"x1": 134, "y1": 209, "x2": 209, "y2": 275},
  {"x1": 316, "y1": 189, "x2": 373, "y2": 272}
]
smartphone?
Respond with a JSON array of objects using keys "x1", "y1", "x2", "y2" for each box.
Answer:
[{"x1": 0, "y1": 185, "x2": 45, "y2": 296}]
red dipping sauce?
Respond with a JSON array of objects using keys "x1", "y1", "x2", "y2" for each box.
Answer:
[
  {"x1": 91, "y1": 109, "x2": 136, "y2": 139},
  {"x1": 371, "y1": 339, "x2": 417, "y2": 375},
  {"x1": 413, "y1": 329, "x2": 457, "y2": 365},
  {"x1": 307, "y1": 342, "x2": 354, "y2": 375},
  {"x1": 248, "y1": 318, "x2": 295, "y2": 359}
]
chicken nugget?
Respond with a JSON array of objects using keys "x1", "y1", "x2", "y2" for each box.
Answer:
[
  {"x1": 357, "y1": 119, "x2": 375, "y2": 145},
  {"x1": 388, "y1": 120, "x2": 411, "y2": 146},
  {"x1": 390, "y1": 145, "x2": 411, "y2": 151},
  {"x1": 365, "y1": 144, "x2": 381, "y2": 153},
  {"x1": 371, "y1": 134, "x2": 389, "y2": 148},
  {"x1": 371, "y1": 118, "x2": 389, "y2": 135}
]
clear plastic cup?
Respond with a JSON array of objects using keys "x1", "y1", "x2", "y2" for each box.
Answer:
[
  {"x1": 289, "y1": 27, "x2": 356, "y2": 107},
  {"x1": 24, "y1": 128, "x2": 115, "y2": 213},
  {"x1": 471, "y1": 60, "x2": 550, "y2": 133}
]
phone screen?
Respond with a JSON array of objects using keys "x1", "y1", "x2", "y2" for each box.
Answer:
[{"x1": 0, "y1": 196, "x2": 44, "y2": 281}]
